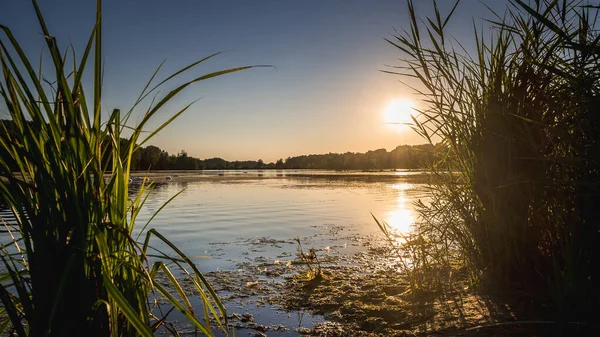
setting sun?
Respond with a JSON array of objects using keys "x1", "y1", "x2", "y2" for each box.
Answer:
[{"x1": 383, "y1": 99, "x2": 415, "y2": 126}]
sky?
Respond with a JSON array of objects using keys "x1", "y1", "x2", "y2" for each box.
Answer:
[{"x1": 1, "y1": 0, "x2": 509, "y2": 162}]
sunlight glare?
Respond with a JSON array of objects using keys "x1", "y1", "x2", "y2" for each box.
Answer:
[
  {"x1": 384, "y1": 188, "x2": 416, "y2": 235},
  {"x1": 390, "y1": 183, "x2": 413, "y2": 191},
  {"x1": 386, "y1": 208, "x2": 414, "y2": 234},
  {"x1": 383, "y1": 99, "x2": 415, "y2": 127}
]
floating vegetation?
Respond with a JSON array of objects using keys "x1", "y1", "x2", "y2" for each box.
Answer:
[{"x1": 178, "y1": 226, "x2": 574, "y2": 336}]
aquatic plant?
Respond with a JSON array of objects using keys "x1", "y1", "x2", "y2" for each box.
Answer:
[
  {"x1": 294, "y1": 237, "x2": 322, "y2": 280},
  {"x1": 386, "y1": 0, "x2": 600, "y2": 323},
  {"x1": 0, "y1": 1, "x2": 254, "y2": 336}
]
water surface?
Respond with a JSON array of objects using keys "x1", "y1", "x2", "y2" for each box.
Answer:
[
  {"x1": 134, "y1": 170, "x2": 428, "y2": 335},
  {"x1": 0, "y1": 169, "x2": 429, "y2": 335},
  {"x1": 136, "y1": 170, "x2": 427, "y2": 264}
]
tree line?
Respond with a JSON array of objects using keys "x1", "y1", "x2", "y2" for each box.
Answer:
[
  {"x1": 125, "y1": 143, "x2": 438, "y2": 170},
  {"x1": 0, "y1": 119, "x2": 437, "y2": 170}
]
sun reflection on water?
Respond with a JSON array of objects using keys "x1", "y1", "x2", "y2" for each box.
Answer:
[
  {"x1": 390, "y1": 183, "x2": 413, "y2": 191},
  {"x1": 386, "y1": 207, "x2": 415, "y2": 234},
  {"x1": 384, "y1": 183, "x2": 416, "y2": 235}
]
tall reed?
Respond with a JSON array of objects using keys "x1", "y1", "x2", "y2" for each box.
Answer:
[
  {"x1": 387, "y1": 0, "x2": 600, "y2": 322},
  {"x1": 0, "y1": 1, "x2": 254, "y2": 335}
]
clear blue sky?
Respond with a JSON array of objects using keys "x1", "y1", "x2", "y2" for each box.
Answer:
[{"x1": 2, "y1": 0, "x2": 508, "y2": 162}]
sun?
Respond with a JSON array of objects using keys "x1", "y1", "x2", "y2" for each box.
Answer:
[{"x1": 383, "y1": 99, "x2": 415, "y2": 126}]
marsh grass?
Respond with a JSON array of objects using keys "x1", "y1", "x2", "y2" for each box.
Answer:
[
  {"x1": 385, "y1": 0, "x2": 600, "y2": 324},
  {"x1": 0, "y1": 1, "x2": 256, "y2": 335}
]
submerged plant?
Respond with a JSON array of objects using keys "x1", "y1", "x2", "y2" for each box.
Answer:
[
  {"x1": 386, "y1": 0, "x2": 600, "y2": 323},
  {"x1": 0, "y1": 1, "x2": 256, "y2": 336}
]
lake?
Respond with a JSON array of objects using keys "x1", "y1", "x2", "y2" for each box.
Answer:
[
  {"x1": 133, "y1": 169, "x2": 429, "y2": 335},
  {"x1": 0, "y1": 169, "x2": 429, "y2": 336}
]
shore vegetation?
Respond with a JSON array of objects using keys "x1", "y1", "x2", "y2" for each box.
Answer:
[
  {"x1": 0, "y1": 0, "x2": 253, "y2": 335},
  {"x1": 383, "y1": 0, "x2": 600, "y2": 330}
]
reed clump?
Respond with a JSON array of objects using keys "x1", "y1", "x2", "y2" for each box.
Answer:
[
  {"x1": 387, "y1": 0, "x2": 600, "y2": 323},
  {"x1": 0, "y1": 1, "x2": 253, "y2": 336}
]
